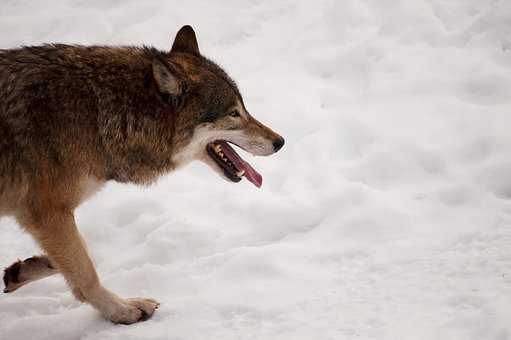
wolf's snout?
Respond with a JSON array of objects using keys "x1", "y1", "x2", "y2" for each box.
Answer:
[{"x1": 272, "y1": 136, "x2": 285, "y2": 152}]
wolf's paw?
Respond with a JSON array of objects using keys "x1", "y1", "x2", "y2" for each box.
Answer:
[
  {"x1": 109, "y1": 298, "x2": 160, "y2": 324},
  {"x1": 3, "y1": 256, "x2": 57, "y2": 293},
  {"x1": 3, "y1": 260, "x2": 22, "y2": 293}
]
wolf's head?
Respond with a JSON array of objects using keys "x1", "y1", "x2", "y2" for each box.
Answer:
[{"x1": 153, "y1": 25, "x2": 284, "y2": 188}]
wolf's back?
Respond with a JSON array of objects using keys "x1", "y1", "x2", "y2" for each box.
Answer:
[{"x1": 0, "y1": 46, "x2": 77, "y2": 195}]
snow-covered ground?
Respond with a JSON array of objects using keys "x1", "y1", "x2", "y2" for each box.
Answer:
[{"x1": 1, "y1": 0, "x2": 511, "y2": 339}]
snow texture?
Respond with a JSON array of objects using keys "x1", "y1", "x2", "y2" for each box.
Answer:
[{"x1": 1, "y1": 0, "x2": 511, "y2": 339}]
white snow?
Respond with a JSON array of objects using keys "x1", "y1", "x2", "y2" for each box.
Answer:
[{"x1": 1, "y1": 0, "x2": 511, "y2": 339}]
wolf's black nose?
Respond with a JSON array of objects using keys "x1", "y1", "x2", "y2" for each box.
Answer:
[{"x1": 273, "y1": 137, "x2": 285, "y2": 152}]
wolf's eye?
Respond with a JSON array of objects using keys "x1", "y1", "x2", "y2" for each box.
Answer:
[{"x1": 229, "y1": 110, "x2": 240, "y2": 118}]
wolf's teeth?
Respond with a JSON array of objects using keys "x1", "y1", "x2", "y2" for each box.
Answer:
[{"x1": 236, "y1": 170, "x2": 245, "y2": 177}]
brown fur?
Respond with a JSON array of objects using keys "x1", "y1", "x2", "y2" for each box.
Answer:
[
  {"x1": 3, "y1": 255, "x2": 57, "y2": 293},
  {"x1": 0, "y1": 25, "x2": 283, "y2": 324}
]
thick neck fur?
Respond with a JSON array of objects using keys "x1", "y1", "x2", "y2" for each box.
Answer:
[{"x1": 0, "y1": 44, "x2": 180, "y2": 188}]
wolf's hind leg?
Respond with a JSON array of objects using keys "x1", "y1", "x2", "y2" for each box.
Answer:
[{"x1": 3, "y1": 255, "x2": 58, "y2": 293}]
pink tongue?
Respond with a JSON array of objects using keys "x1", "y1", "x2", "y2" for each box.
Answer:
[{"x1": 218, "y1": 141, "x2": 263, "y2": 188}]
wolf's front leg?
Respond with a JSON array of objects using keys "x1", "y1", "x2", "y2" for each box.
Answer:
[
  {"x1": 3, "y1": 255, "x2": 58, "y2": 293},
  {"x1": 17, "y1": 209, "x2": 159, "y2": 324}
]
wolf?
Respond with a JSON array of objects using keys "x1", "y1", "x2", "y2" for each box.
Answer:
[{"x1": 0, "y1": 25, "x2": 284, "y2": 324}]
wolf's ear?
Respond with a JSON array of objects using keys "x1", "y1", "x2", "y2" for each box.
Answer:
[
  {"x1": 152, "y1": 59, "x2": 182, "y2": 96},
  {"x1": 171, "y1": 25, "x2": 200, "y2": 55}
]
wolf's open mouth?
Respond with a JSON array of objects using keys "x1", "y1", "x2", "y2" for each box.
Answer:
[{"x1": 206, "y1": 140, "x2": 263, "y2": 188}]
